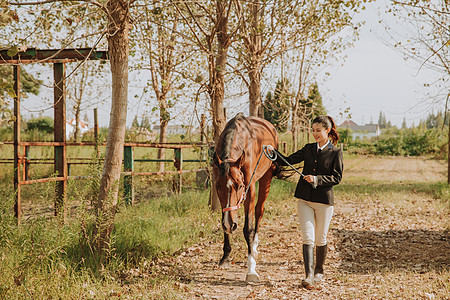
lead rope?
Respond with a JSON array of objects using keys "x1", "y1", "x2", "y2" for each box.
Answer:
[
  {"x1": 262, "y1": 145, "x2": 305, "y2": 178},
  {"x1": 222, "y1": 145, "x2": 305, "y2": 212}
]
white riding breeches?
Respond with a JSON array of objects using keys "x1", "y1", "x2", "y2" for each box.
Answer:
[{"x1": 297, "y1": 199, "x2": 334, "y2": 246}]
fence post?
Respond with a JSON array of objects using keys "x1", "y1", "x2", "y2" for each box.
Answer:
[
  {"x1": 94, "y1": 108, "x2": 99, "y2": 158},
  {"x1": 54, "y1": 62, "x2": 67, "y2": 223},
  {"x1": 13, "y1": 65, "x2": 21, "y2": 224},
  {"x1": 25, "y1": 145, "x2": 30, "y2": 180},
  {"x1": 174, "y1": 148, "x2": 182, "y2": 193},
  {"x1": 123, "y1": 145, "x2": 134, "y2": 205}
]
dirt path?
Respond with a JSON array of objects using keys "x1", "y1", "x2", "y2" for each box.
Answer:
[{"x1": 170, "y1": 156, "x2": 449, "y2": 299}]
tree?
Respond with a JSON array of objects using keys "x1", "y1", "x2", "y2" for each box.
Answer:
[
  {"x1": 388, "y1": 1, "x2": 449, "y2": 183},
  {"x1": 7, "y1": 0, "x2": 132, "y2": 256},
  {"x1": 389, "y1": 0, "x2": 449, "y2": 91},
  {"x1": 235, "y1": 0, "x2": 288, "y2": 117},
  {"x1": 172, "y1": 0, "x2": 241, "y2": 210},
  {"x1": 287, "y1": 0, "x2": 364, "y2": 149},
  {"x1": 66, "y1": 62, "x2": 108, "y2": 142},
  {"x1": 172, "y1": 1, "x2": 240, "y2": 144},
  {"x1": 264, "y1": 78, "x2": 291, "y2": 132},
  {"x1": 0, "y1": 65, "x2": 42, "y2": 125},
  {"x1": 378, "y1": 111, "x2": 388, "y2": 129},
  {"x1": 132, "y1": 1, "x2": 192, "y2": 172},
  {"x1": 401, "y1": 117, "x2": 407, "y2": 129},
  {"x1": 131, "y1": 115, "x2": 139, "y2": 128},
  {"x1": 306, "y1": 82, "x2": 326, "y2": 119},
  {"x1": 94, "y1": 0, "x2": 131, "y2": 254}
]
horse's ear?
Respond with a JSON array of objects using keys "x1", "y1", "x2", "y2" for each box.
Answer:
[{"x1": 213, "y1": 152, "x2": 222, "y2": 166}]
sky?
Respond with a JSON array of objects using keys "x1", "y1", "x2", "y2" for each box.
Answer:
[
  {"x1": 19, "y1": 1, "x2": 444, "y2": 129},
  {"x1": 318, "y1": 1, "x2": 444, "y2": 128}
]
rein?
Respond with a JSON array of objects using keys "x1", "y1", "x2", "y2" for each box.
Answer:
[{"x1": 222, "y1": 145, "x2": 304, "y2": 213}]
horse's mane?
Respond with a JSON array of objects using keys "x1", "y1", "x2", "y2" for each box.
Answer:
[{"x1": 216, "y1": 113, "x2": 247, "y2": 177}]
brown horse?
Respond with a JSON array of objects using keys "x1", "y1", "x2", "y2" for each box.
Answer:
[{"x1": 212, "y1": 113, "x2": 278, "y2": 282}]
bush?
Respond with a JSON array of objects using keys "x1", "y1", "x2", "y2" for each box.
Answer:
[
  {"x1": 344, "y1": 127, "x2": 447, "y2": 157},
  {"x1": 27, "y1": 117, "x2": 54, "y2": 134},
  {"x1": 374, "y1": 136, "x2": 404, "y2": 156}
]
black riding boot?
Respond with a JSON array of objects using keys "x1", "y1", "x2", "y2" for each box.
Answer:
[
  {"x1": 302, "y1": 244, "x2": 315, "y2": 289},
  {"x1": 314, "y1": 245, "x2": 328, "y2": 282}
]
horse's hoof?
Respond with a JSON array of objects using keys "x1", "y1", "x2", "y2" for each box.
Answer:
[
  {"x1": 246, "y1": 273, "x2": 260, "y2": 283},
  {"x1": 218, "y1": 258, "x2": 230, "y2": 268}
]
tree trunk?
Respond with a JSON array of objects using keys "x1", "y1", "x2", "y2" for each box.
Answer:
[
  {"x1": 94, "y1": 0, "x2": 130, "y2": 256},
  {"x1": 248, "y1": 1, "x2": 263, "y2": 118},
  {"x1": 208, "y1": 0, "x2": 229, "y2": 211},
  {"x1": 158, "y1": 117, "x2": 168, "y2": 172},
  {"x1": 74, "y1": 105, "x2": 80, "y2": 142},
  {"x1": 291, "y1": 107, "x2": 299, "y2": 151},
  {"x1": 210, "y1": 1, "x2": 228, "y2": 144}
]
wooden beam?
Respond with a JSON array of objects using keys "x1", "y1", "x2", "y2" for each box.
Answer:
[{"x1": 0, "y1": 48, "x2": 109, "y2": 64}]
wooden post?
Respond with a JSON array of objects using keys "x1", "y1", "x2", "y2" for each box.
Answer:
[
  {"x1": 54, "y1": 63, "x2": 67, "y2": 222},
  {"x1": 123, "y1": 145, "x2": 134, "y2": 205},
  {"x1": 13, "y1": 65, "x2": 21, "y2": 223},
  {"x1": 200, "y1": 114, "x2": 206, "y2": 160},
  {"x1": 174, "y1": 148, "x2": 182, "y2": 193},
  {"x1": 94, "y1": 108, "x2": 99, "y2": 158},
  {"x1": 24, "y1": 145, "x2": 30, "y2": 180}
]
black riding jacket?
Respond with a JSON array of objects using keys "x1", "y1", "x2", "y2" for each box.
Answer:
[{"x1": 276, "y1": 142, "x2": 343, "y2": 205}]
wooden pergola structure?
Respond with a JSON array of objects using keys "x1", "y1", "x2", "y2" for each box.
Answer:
[{"x1": 0, "y1": 48, "x2": 109, "y2": 224}]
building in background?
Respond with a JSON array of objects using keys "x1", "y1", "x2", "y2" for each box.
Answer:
[{"x1": 339, "y1": 120, "x2": 381, "y2": 140}]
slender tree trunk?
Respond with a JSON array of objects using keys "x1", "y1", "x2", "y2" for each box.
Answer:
[
  {"x1": 158, "y1": 116, "x2": 168, "y2": 172},
  {"x1": 248, "y1": 59, "x2": 262, "y2": 117},
  {"x1": 94, "y1": 0, "x2": 130, "y2": 255},
  {"x1": 211, "y1": 1, "x2": 228, "y2": 143},
  {"x1": 207, "y1": 0, "x2": 230, "y2": 211},
  {"x1": 74, "y1": 105, "x2": 80, "y2": 142},
  {"x1": 248, "y1": 1, "x2": 263, "y2": 118}
]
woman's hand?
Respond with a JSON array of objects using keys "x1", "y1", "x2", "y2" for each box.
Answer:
[{"x1": 303, "y1": 175, "x2": 315, "y2": 183}]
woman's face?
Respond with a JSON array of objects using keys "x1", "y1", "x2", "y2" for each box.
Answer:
[{"x1": 312, "y1": 122, "x2": 330, "y2": 146}]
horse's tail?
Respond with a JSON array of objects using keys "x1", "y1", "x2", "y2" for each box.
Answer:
[{"x1": 272, "y1": 162, "x2": 297, "y2": 180}]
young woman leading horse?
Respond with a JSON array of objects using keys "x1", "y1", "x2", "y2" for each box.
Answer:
[
  {"x1": 212, "y1": 112, "x2": 279, "y2": 282},
  {"x1": 268, "y1": 115, "x2": 343, "y2": 289}
]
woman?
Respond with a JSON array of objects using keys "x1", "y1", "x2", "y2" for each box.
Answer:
[{"x1": 269, "y1": 115, "x2": 343, "y2": 289}]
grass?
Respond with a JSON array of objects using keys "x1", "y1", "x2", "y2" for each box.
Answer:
[{"x1": 0, "y1": 151, "x2": 448, "y2": 298}]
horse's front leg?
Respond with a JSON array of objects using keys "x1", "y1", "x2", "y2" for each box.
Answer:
[
  {"x1": 243, "y1": 184, "x2": 259, "y2": 282},
  {"x1": 219, "y1": 231, "x2": 231, "y2": 266}
]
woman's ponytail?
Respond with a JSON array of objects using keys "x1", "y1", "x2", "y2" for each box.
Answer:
[{"x1": 327, "y1": 116, "x2": 339, "y2": 145}]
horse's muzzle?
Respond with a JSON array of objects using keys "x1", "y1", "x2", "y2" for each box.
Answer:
[{"x1": 222, "y1": 213, "x2": 238, "y2": 233}]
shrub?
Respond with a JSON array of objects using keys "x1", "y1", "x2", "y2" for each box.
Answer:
[{"x1": 27, "y1": 117, "x2": 54, "y2": 134}]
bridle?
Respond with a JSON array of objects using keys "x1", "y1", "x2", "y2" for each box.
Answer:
[{"x1": 219, "y1": 145, "x2": 306, "y2": 213}]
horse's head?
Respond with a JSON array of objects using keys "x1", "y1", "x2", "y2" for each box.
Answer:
[{"x1": 212, "y1": 153, "x2": 245, "y2": 234}]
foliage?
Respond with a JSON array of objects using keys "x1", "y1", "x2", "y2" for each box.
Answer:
[
  {"x1": 307, "y1": 82, "x2": 326, "y2": 119},
  {"x1": 388, "y1": 0, "x2": 449, "y2": 105},
  {"x1": 344, "y1": 126, "x2": 447, "y2": 158},
  {"x1": 0, "y1": 66, "x2": 43, "y2": 126},
  {"x1": 26, "y1": 116, "x2": 54, "y2": 134},
  {"x1": 264, "y1": 79, "x2": 291, "y2": 132}
]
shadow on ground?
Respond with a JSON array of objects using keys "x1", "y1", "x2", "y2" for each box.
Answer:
[{"x1": 333, "y1": 228, "x2": 450, "y2": 274}]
